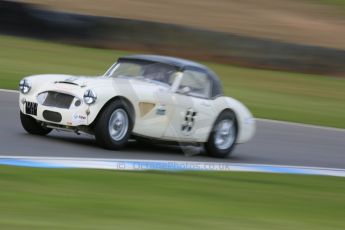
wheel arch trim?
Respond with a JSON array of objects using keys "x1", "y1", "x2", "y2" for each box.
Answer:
[
  {"x1": 206, "y1": 108, "x2": 238, "y2": 142},
  {"x1": 89, "y1": 96, "x2": 136, "y2": 127}
]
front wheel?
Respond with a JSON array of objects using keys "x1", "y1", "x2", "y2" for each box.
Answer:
[
  {"x1": 20, "y1": 111, "x2": 52, "y2": 135},
  {"x1": 205, "y1": 110, "x2": 237, "y2": 158},
  {"x1": 94, "y1": 100, "x2": 133, "y2": 150}
]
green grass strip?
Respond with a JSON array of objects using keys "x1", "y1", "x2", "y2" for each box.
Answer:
[{"x1": 0, "y1": 166, "x2": 344, "y2": 229}]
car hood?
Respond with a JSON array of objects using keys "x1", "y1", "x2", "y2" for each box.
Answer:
[
  {"x1": 22, "y1": 74, "x2": 104, "y2": 97},
  {"x1": 47, "y1": 74, "x2": 106, "y2": 87},
  {"x1": 26, "y1": 74, "x2": 170, "y2": 97}
]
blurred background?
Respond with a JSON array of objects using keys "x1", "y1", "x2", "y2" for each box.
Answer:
[
  {"x1": 0, "y1": 0, "x2": 344, "y2": 127},
  {"x1": 17, "y1": 0, "x2": 345, "y2": 49}
]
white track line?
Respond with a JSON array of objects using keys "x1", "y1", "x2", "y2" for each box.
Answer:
[
  {"x1": 0, "y1": 89, "x2": 18, "y2": 93},
  {"x1": 257, "y1": 118, "x2": 345, "y2": 132}
]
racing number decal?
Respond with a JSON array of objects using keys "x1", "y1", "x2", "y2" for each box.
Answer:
[{"x1": 181, "y1": 108, "x2": 197, "y2": 134}]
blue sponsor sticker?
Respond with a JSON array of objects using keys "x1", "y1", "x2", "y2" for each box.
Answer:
[{"x1": 156, "y1": 105, "x2": 166, "y2": 115}]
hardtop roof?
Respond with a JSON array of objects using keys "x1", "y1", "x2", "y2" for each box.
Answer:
[
  {"x1": 118, "y1": 54, "x2": 209, "y2": 71},
  {"x1": 117, "y1": 54, "x2": 224, "y2": 98}
]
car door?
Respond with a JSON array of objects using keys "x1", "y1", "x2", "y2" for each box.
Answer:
[{"x1": 163, "y1": 69, "x2": 216, "y2": 142}]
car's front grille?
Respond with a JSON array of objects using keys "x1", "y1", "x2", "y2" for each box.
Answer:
[{"x1": 42, "y1": 91, "x2": 75, "y2": 109}]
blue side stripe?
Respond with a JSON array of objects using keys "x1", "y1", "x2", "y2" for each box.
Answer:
[
  {"x1": 0, "y1": 157, "x2": 344, "y2": 177},
  {"x1": 0, "y1": 159, "x2": 66, "y2": 168},
  {"x1": 250, "y1": 165, "x2": 310, "y2": 175},
  {"x1": 115, "y1": 160, "x2": 208, "y2": 171}
]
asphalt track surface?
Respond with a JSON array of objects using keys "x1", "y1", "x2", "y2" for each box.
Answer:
[{"x1": 1, "y1": 90, "x2": 344, "y2": 169}]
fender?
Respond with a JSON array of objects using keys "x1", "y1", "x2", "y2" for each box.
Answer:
[{"x1": 213, "y1": 96, "x2": 256, "y2": 143}]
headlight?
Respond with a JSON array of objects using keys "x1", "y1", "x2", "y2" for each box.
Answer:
[
  {"x1": 19, "y1": 79, "x2": 31, "y2": 94},
  {"x1": 83, "y1": 89, "x2": 97, "y2": 105}
]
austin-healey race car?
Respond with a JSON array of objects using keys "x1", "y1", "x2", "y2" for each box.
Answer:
[{"x1": 19, "y1": 55, "x2": 255, "y2": 158}]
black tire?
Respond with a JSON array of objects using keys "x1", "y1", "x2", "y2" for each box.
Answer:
[
  {"x1": 20, "y1": 111, "x2": 52, "y2": 135},
  {"x1": 205, "y1": 110, "x2": 237, "y2": 158},
  {"x1": 94, "y1": 100, "x2": 133, "y2": 150}
]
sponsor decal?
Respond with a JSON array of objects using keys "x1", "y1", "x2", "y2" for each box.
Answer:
[
  {"x1": 156, "y1": 105, "x2": 166, "y2": 115},
  {"x1": 72, "y1": 113, "x2": 87, "y2": 124}
]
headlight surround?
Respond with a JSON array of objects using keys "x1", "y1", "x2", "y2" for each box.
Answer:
[
  {"x1": 83, "y1": 89, "x2": 97, "y2": 105},
  {"x1": 19, "y1": 79, "x2": 31, "y2": 94}
]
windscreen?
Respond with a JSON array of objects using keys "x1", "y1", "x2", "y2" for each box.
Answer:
[{"x1": 105, "y1": 61, "x2": 178, "y2": 87}]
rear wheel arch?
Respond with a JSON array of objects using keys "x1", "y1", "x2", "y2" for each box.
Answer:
[
  {"x1": 205, "y1": 108, "x2": 238, "y2": 158},
  {"x1": 208, "y1": 108, "x2": 238, "y2": 140}
]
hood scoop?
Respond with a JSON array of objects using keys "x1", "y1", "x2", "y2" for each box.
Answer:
[
  {"x1": 55, "y1": 81, "x2": 79, "y2": 86},
  {"x1": 54, "y1": 77, "x2": 87, "y2": 87}
]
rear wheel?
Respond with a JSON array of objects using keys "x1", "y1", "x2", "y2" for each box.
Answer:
[
  {"x1": 20, "y1": 111, "x2": 52, "y2": 135},
  {"x1": 205, "y1": 110, "x2": 237, "y2": 158},
  {"x1": 94, "y1": 100, "x2": 133, "y2": 150}
]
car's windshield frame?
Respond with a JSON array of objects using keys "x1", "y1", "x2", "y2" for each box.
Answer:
[{"x1": 104, "y1": 61, "x2": 179, "y2": 88}]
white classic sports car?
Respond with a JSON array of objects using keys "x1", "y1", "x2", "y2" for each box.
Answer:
[{"x1": 19, "y1": 55, "x2": 255, "y2": 158}]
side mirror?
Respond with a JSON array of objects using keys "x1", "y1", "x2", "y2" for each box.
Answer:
[{"x1": 178, "y1": 86, "x2": 191, "y2": 95}]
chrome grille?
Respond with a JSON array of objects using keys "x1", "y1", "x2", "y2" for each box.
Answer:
[{"x1": 42, "y1": 91, "x2": 75, "y2": 109}]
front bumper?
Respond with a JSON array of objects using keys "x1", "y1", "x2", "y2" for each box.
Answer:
[{"x1": 19, "y1": 93, "x2": 91, "y2": 127}]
